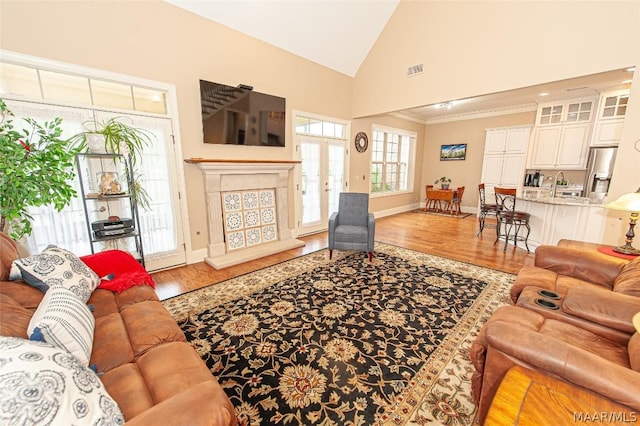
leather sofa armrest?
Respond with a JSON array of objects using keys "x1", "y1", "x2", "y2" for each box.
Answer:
[
  {"x1": 563, "y1": 286, "x2": 640, "y2": 334},
  {"x1": 486, "y1": 322, "x2": 640, "y2": 411},
  {"x1": 125, "y1": 381, "x2": 237, "y2": 426},
  {"x1": 534, "y1": 246, "x2": 627, "y2": 288}
]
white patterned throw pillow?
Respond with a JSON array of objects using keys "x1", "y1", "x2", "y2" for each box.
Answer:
[
  {"x1": 0, "y1": 336, "x2": 124, "y2": 425},
  {"x1": 28, "y1": 286, "x2": 95, "y2": 366},
  {"x1": 11, "y1": 245, "x2": 100, "y2": 302}
]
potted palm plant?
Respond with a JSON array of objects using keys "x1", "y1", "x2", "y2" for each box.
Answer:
[
  {"x1": 435, "y1": 176, "x2": 452, "y2": 190},
  {"x1": 69, "y1": 117, "x2": 154, "y2": 210},
  {"x1": 0, "y1": 99, "x2": 85, "y2": 239}
]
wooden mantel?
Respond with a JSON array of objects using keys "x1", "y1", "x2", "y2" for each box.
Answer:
[{"x1": 185, "y1": 158, "x2": 301, "y2": 164}]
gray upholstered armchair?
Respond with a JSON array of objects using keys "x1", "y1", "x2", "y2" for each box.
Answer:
[{"x1": 328, "y1": 192, "x2": 375, "y2": 261}]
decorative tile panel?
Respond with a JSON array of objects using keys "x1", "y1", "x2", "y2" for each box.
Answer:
[
  {"x1": 260, "y1": 190, "x2": 275, "y2": 207},
  {"x1": 262, "y1": 225, "x2": 277, "y2": 242},
  {"x1": 243, "y1": 191, "x2": 259, "y2": 209},
  {"x1": 227, "y1": 231, "x2": 245, "y2": 250},
  {"x1": 245, "y1": 228, "x2": 262, "y2": 246},
  {"x1": 225, "y1": 212, "x2": 243, "y2": 230},
  {"x1": 261, "y1": 208, "x2": 275, "y2": 225},
  {"x1": 223, "y1": 192, "x2": 242, "y2": 211},
  {"x1": 222, "y1": 189, "x2": 278, "y2": 252},
  {"x1": 244, "y1": 210, "x2": 259, "y2": 228}
]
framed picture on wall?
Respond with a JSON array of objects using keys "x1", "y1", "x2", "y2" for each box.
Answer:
[{"x1": 440, "y1": 144, "x2": 467, "y2": 161}]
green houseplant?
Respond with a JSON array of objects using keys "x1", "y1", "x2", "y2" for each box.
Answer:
[
  {"x1": 434, "y1": 176, "x2": 452, "y2": 190},
  {"x1": 0, "y1": 99, "x2": 85, "y2": 239},
  {"x1": 70, "y1": 116, "x2": 153, "y2": 165},
  {"x1": 69, "y1": 117, "x2": 154, "y2": 210}
]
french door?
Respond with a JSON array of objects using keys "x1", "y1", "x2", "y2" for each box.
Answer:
[
  {"x1": 5, "y1": 100, "x2": 186, "y2": 272},
  {"x1": 299, "y1": 137, "x2": 347, "y2": 235}
]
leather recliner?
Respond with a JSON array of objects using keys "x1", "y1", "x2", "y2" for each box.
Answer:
[
  {"x1": 470, "y1": 242, "x2": 640, "y2": 424},
  {"x1": 470, "y1": 304, "x2": 640, "y2": 424},
  {"x1": 510, "y1": 245, "x2": 638, "y2": 303}
]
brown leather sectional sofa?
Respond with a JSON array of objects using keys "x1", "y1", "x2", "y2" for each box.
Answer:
[
  {"x1": 0, "y1": 232, "x2": 237, "y2": 425},
  {"x1": 470, "y1": 242, "x2": 640, "y2": 424}
]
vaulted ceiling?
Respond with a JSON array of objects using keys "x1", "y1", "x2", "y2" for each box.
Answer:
[{"x1": 164, "y1": 1, "x2": 634, "y2": 122}]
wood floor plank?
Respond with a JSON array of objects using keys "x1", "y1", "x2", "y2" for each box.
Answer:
[{"x1": 153, "y1": 211, "x2": 533, "y2": 300}]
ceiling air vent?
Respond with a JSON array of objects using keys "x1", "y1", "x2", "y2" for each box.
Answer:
[{"x1": 407, "y1": 64, "x2": 424, "y2": 77}]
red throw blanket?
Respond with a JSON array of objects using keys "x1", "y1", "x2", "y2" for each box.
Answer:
[{"x1": 80, "y1": 250, "x2": 155, "y2": 293}]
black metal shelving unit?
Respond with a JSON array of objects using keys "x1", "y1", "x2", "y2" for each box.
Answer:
[{"x1": 75, "y1": 153, "x2": 145, "y2": 266}]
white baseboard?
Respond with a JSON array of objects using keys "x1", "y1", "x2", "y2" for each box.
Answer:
[
  {"x1": 374, "y1": 202, "x2": 422, "y2": 218},
  {"x1": 187, "y1": 248, "x2": 208, "y2": 265}
]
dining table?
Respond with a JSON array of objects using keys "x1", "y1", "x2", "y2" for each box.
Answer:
[{"x1": 425, "y1": 188, "x2": 460, "y2": 215}]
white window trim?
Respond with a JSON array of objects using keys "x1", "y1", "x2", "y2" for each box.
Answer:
[
  {"x1": 0, "y1": 49, "x2": 195, "y2": 262},
  {"x1": 370, "y1": 123, "x2": 416, "y2": 199}
]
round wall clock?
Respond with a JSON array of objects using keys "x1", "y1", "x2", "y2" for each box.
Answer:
[{"x1": 355, "y1": 132, "x2": 368, "y2": 153}]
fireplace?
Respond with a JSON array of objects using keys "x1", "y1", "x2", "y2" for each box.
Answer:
[{"x1": 187, "y1": 159, "x2": 305, "y2": 268}]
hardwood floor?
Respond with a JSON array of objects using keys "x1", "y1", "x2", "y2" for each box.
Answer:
[{"x1": 152, "y1": 210, "x2": 534, "y2": 300}]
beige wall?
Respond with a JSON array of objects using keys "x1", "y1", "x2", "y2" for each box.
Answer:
[
  {"x1": 0, "y1": 1, "x2": 354, "y2": 252},
  {"x1": 355, "y1": 0, "x2": 639, "y2": 117},
  {"x1": 422, "y1": 111, "x2": 536, "y2": 209}
]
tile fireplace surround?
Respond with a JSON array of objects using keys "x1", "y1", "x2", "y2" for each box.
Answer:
[{"x1": 186, "y1": 159, "x2": 305, "y2": 269}]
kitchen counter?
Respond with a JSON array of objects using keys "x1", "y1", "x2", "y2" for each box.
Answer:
[
  {"x1": 519, "y1": 195, "x2": 603, "y2": 206},
  {"x1": 515, "y1": 197, "x2": 606, "y2": 250}
]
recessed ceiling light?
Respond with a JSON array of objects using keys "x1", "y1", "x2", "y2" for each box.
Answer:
[
  {"x1": 539, "y1": 92, "x2": 549, "y2": 96},
  {"x1": 622, "y1": 79, "x2": 633, "y2": 84},
  {"x1": 626, "y1": 66, "x2": 636, "y2": 72}
]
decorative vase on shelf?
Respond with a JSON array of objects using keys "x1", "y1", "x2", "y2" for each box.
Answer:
[{"x1": 97, "y1": 172, "x2": 122, "y2": 195}]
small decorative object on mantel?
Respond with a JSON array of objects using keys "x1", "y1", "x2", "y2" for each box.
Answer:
[
  {"x1": 435, "y1": 176, "x2": 452, "y2": 190},
  {"x1": 354, "y1": 131, "x2": 368, "y2": 153}
]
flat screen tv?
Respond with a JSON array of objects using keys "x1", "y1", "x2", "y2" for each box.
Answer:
[{"x1": 200, "y1": 79, "x2": 286, "y2": 147}]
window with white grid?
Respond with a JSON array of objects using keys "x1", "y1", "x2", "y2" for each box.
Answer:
[{"x1": 370, "y1": 126, "x2": 415, "y2": 195}]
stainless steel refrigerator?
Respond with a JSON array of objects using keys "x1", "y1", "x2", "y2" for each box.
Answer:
[{"x1": 583, "y1": 146, "x2": 618, "y2": 200}]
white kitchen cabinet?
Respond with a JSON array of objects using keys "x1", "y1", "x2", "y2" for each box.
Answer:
[
  {"x1": 536, "y1": 98, "x2": 595, "y2": 126},
  {"x1": 481, "y1": 126, "x2": 530, "y2": 199},
  {"x1": 591, "y1": 89, "x2": 630, "y2": 146},
  {"x1": 528, "y1": 97, "x2": 594, "y2": 170},
  {"x1": 528, "y1": 122, "x2": 591, "y2": 169},
  {"x1": 484, "y1": 126, "x2": 529, "y2": 155}
]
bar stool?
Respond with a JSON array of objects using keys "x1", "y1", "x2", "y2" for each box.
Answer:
[
  {"x1": 494, "y1": 187, "x2": 531, "y2": 252},
  {"x1": 477, "y1": 183, "x2": 498, "y2": 235}
]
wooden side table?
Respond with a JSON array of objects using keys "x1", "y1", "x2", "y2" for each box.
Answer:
[{"x1": 485, "y1": 366, "x2": 637, "y2": 425}]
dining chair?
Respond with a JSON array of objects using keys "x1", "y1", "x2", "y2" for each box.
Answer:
[
  {"x1": 452, "y1": 186, "x2": 465, "y2": 215},
  {"x1": 494, "y1": 187, "x2": 531, "y2": 252},
  {"x1": 424, "y1": 185, "x2": 439, "y2": 211},
  {"x1": 477, "y1": 183, "x2": 498, "y2": 235}
]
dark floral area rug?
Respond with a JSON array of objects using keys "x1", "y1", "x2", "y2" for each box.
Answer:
[{"x1": 163, "y1": 243, "x2": 514, "y2": 425}]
